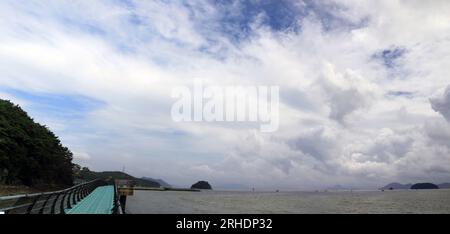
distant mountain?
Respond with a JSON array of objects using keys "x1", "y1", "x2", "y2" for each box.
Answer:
[
  {"x1": 381, "y1": 182, "x2": 450, "y2": 190},
  {"x1": 438, "y1": 183, "x2": 450, "y2": 189},
  {"x1": 380, "y1": 183, "x2": 412, "y2": 190},
  {"x1": 75, "y1": 168, "x2": 160, "y2": 187},
  {"x1": 141, "y1": 177, "x2": 171, "y2": 188},
  {"x1": 411, "y1": 183, "x2": 439, "y2": 190}
]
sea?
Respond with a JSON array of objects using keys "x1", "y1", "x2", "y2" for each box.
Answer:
[{"x1": 125, "y1": 189, "x2": 450, "y2": 214}]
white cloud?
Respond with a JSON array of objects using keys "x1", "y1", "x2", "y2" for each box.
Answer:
[
  {"x1": 1, "y1": 0, "x2": 450, "y2": 188},
  {"x1": 316, "y1": 63, "x2": 376, "y2": 123},
  {"x1": 73, "y1": 152, "x2": 91, "y2": 161},
  {"x1": 430, "y1": 86, "x2": 450, "y2": 122}
]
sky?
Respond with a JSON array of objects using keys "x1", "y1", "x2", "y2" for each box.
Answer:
[{"x1": 1, "y1": 0, "x2": 450, "y2": 190}]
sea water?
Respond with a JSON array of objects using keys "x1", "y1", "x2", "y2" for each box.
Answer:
[{"x1": 125, "y1": 189, "x2": 450, "y2": 214}]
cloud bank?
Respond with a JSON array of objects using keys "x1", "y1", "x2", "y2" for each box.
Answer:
[
  {"x1": 1, "y1": 0, "x2": 450, "y2": 189},
  {"x1": 431, "y1": 86, "x2": 450, "y2": 122}
]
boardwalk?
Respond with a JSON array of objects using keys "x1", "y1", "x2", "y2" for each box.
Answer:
[
  {"x1": 0, "y1": 180, "x2": 122, "y2": 214},
  {"x1": 65, "y1": 185, "x2": 114, "y2": 214}
]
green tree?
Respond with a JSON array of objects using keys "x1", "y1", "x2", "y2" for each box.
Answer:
[{"x1": 0, "y1": 99, "x2": 74, "y2": 186}]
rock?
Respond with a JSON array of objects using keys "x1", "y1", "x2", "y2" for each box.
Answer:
[
  {"x1": 410, "y1": 183, "x2": 439, "y2": 190},
  {"x1": 191, "y1": 181, "x2": 212, "y2": 190}
]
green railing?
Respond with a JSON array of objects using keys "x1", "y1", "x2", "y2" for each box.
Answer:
[{"x1": 0, "y1": 179, "x2": 121, "y2": 214}]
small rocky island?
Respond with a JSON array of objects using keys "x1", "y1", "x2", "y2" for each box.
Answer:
[
  {"x1": 191, "y1": 181, "x2": 212, "y2": 190},
  {"x1": 411, "y1": 183, "x2": 439, "y2": 190}
]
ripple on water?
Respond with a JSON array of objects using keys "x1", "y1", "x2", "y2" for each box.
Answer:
[{"x1": 125, "y1": 189, "x2": 450, "y2": 214}]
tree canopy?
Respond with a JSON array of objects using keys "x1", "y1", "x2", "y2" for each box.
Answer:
[{"x1": 0, "y1": 99, "x2": 74, "y2": 186}]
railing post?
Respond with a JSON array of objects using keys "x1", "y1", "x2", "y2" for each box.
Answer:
[
  {"x1": 67, "y1": 188, "x2": 74, "y2": 209},
  {"x1": 26, "y1": 195, "x2": 41, "y2": 214},
  {"x1": 85, "y1": 183, "x2": 90, "y2": 196},
  {"x1": 78, "y1": 184, "x2": 83, "y2": 200},
  {"x1": 72, "y1": 186, "x2": 79, "y2": 204},
  {"x1": 83, "y1": 184, "x2": 88, "y2": 198},
  {"x1": 79, "y1": 184, "x2": 85, "y2": 200},
  {"x1": 86, "y1": 183, "x2": 92, "y2": 196},
  {"x1": 60, "y1": 190, "x2": 68, "y2": 214},
  {"x1": 112, "y1": 182, "x2": 118, "y2": 214},
  {"x1": 51, "y1": 192, "x2": 62, "y2": 214},
  {"x1": 38, "y1": 194, "x2": 52, "y2": 214}
]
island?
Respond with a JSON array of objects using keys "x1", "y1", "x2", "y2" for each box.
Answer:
[
  {"x1": 191, "y1": 181, "x2": 212, "y2": 190},
  {"x1": 410, "y1": 183, "x2": 439, "y2": 190}
]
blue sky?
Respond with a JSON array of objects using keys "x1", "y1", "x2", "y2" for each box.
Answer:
[
  {"x1": 1, "y1": 0, "x2": 450, "y2": 189},
  {"x1": 0, "y1": 88, "x2": 105, "y2": 120}
]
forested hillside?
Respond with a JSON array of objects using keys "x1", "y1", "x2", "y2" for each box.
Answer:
[{"x1": 0, "y1": 99, "x2": 73, "y2": 187}]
